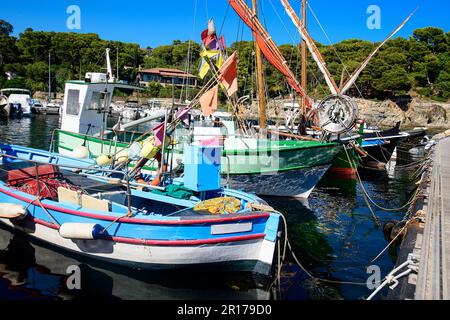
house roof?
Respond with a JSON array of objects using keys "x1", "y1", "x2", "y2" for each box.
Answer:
[{"x1": 138, "y1": 68, "x2": 196, "y2": 79}]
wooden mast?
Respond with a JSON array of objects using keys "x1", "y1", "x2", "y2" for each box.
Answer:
[
  {"x1": 300, "y1": 0, "x2": 307, "y2": 117},
  {"x1": 252, "y1": 0, "x2": 266, "y2": 129}
]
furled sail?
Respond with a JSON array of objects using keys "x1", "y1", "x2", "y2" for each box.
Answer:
[
  {"x1": 229, "y1": 0, "x2": 311, "y2": 108},
  {"x1": 280, "y1": 0, "x2": 339, "y2": 95}
]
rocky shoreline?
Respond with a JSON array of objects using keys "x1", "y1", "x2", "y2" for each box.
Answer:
[
  {"x1": 243, "y1": 97, "x2": 450, "y2": 129},
  {"x1": 34, "y1": 90, "x2": 450, "y2": 129},
  {"x1": 355, "y1": 98, "x2": 450, "y2": 129}
]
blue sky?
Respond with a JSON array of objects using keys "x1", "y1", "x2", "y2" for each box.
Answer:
[{"x1": 2, "y1": 0, "x2": 449, "y2": 48}]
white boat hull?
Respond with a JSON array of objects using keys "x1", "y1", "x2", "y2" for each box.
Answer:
[{"x1": 0, "y1": 218, "x2": 276, "y2": 274}]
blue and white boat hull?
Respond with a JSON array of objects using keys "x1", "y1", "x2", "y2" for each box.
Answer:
[{"x1": 0, "y1": 143, "x2": 280, "y2": 275}]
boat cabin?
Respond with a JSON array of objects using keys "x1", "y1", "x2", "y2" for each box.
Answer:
[{"x1": 60, "y1": 78, "x2": 142, "y2": 136}]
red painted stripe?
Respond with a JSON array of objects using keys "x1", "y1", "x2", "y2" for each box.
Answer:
[
  {"x1": 0, "y1": 187, "x2": 270, "y2": 225},
  {"x1": 32, "y1": 217, "x2": 59, "y2": 230},
  {"x1": 327, "y1": 167, "x2": 357, "y2": 180},
  {"x1": 108, "y1": 233, "x2": 266, "y2": 246},
  {"x1": 27, "y1": 216, "x2": 265, "y2": 246}
]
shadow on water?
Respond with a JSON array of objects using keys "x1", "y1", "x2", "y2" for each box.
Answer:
[
  {"x1": 262, "y1": 155, "x2": 422, "y2": 300},
  {"x1": 0, "y1": 224, "x2": 271, "y2": 300}
]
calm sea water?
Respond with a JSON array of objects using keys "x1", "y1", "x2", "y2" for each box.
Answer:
[{"x1": 0, "y1": 116, "x2": 422, "y2": 300}]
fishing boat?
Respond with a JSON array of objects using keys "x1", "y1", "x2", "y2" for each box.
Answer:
[
  {"x1": 361, "y1": 122, "x2": 410, "y2": 166},
  {"x1": 268, "y1": 0, "x2": 417, "y2": 177},
  {"x1": 0, "y1": 226, "x2": 271, "y2": 299},
  {"x1": 0, "y1": 142, "x2": 280, "y2": 275}
]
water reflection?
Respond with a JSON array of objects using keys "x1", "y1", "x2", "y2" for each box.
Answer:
[
  {"x1": 0, "y1": 225, "x2": 271, "y2": 300},
  {"x1": 262, "y1": 154, "x2": 422, "y2": 300}
]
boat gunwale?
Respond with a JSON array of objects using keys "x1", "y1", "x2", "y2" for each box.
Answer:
[{"x1": 57, "y1": 129, "x2": 341, "y2": 155}]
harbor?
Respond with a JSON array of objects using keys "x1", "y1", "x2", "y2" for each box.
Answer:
[
  {"x1": 0, "y1": 0, "x2": 449, "y2": 304},
  {"x1": 0, "y1": 115, "x2": 442, "y2": 300}
]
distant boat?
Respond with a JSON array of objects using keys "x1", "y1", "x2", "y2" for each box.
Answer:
[
  {"x1": 0, "y1": 95, "x2": 9, "y2": 119},
  {"x1": 121, "y1": 102, "x2": 141, "y2": 120},
  {"x1": 30, "y1": 99, "x2": 44, "y2": 114},
  {"x1": 44, "y1": 99, "x2": 63, "y2": 115},
  {"x1": 0, "y1": 88, "x2": 34, "y2": 118}
]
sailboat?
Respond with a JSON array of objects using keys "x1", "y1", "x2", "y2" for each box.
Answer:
[{"x1": 277, "y1": 0, "x2": 416, "y2": 176}]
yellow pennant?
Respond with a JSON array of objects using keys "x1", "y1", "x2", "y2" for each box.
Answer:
[
  {"x1": 216, "y1": 53, "x2": 224, "y2": 69},
  {"x1": 200, "y1": 48, "x2": 219, "y2": 59},
  {"x1": 199, "y1": 59, "x2": 210, "y2": 79}
]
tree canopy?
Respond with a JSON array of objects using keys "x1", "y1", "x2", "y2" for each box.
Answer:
[{"x1": 0, "y1": 20, "x2": 448, "y2": 101}]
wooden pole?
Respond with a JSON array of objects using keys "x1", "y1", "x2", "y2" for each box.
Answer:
[
  {"x1": 48, "y1": 52, "x2": 51, "y2": 101},
  {"x1": 301, "y1": 0, "x2": 307, "y2": 117},
  {"x1": 252, "y1": 0, "x2": 266, "y2": 130}
]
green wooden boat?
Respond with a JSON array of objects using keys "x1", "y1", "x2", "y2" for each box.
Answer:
[{"x1": 56, "y1": 128, "x2": 342, "y2": 198}]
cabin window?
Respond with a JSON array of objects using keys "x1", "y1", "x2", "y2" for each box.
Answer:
[
  {"x1": 88, "y1": 91, "x2": 111, "y2": 110},
  {"x1": 66, "y1": 90, "x2": 80, "y2": 115}
]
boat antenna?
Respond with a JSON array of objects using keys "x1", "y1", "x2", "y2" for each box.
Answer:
[{"x1": 106, "y1": 48, "x2": 114, "y2": 83}]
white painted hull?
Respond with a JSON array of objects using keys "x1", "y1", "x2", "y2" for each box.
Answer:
[
  {"x1": 0, "y1": 226, "x2": 271, "y2": 300},
  {"x1": 0, "y1": 218, "x2": 276, "y2": 275},
  {"x1": 226, "y1": 164, "x2": 331, "y2": 198}
]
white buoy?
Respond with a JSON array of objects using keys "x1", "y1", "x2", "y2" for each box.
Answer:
[
  {"x1": 96, "y1": 154, "x2": 113, "y2": 166},
  {"x1": 72, "y1": 146, "x2": 90, "y2": 159},
  {"x1": 59, "y1": 223, "x2": 103, "y2": 240},
  {"x1": 0, "y1": 203, "x2": 27, "y2": 219},
  {"x1": 114, "y1": 150, "x2": 129, "y2": 164}
]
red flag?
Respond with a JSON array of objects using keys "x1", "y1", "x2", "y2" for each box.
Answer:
[
  {"x1": 153, "y1": 123, "x2": 165, "y2": 147},
  {"x1": 199, "y1": 85, "x2": 219, "y2": 116},
  {"x1": 201, "y1": 29, "x2": 216, "y2": 47},
  {"x1": 218, "y1": 52, "x2": 238, "y2": 96},
  {"x1": 219, "y1": 35, "x2": 226, "y2": 51}
]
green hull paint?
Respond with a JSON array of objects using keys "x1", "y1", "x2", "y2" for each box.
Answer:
[
  {"x1": 57, "y1": 130, "x2": 342, "y2": 175},
  {"x1": 331, "y1": 147, "x2": 360, "y2": 170}
]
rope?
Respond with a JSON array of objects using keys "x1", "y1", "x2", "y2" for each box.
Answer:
[
  {"x1": 369, "y1": 219, "x2": 412, "y2": 264},
  {"x1": 307, "y1": 1, "x2": 365, "y2": 99},
  {"x1": 23, "y1": 195, "x2": 60, "y2": 227},
  {"x1": 346, "y1": 145, "x2": 424, "y2": 213},
  {"x1": 366, "y1": 253, "x2": 419, "y2": 300},
  {"x1": 260, "y1": 204, "x2": 368, "y2": 298},
  {"x1": 100, "y1": 212, "x2": 133, "y2": 235},
  {"x1": 343, "y1": 146, "x2": 381, "y2": 226}
]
